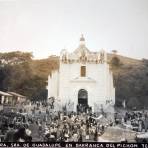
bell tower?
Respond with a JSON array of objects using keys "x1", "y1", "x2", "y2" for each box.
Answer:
[{"x1": 79, "y1": 34, "x2": 85, "y2": 46}]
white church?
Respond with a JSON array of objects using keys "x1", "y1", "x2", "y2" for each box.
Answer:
[{"x1": 47, "y1": 35, "x2": 115, "y2": 113}]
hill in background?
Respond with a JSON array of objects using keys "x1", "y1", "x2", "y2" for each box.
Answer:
[
  {"x1": 108, "y1": 54, "x2": 148, "y2": 109},
  {"x1": 0, "y1": 51, "x2": 148, "y2": 109}
]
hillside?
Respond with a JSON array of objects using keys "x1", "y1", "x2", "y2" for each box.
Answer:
[
  {"x1": 29, "y1": 53, "x2": 148, "y2": 109},
  {"x1": 30, "y1": 56, "x2": 59, "y2": 78},
  {"x1": 0, "y1": 51, "x2": 148, "y2": 109},
  {"x1": 31, "y1": 53, "x2": 143, "y2": 78},
  {"x1": 108, "y1": 54, "x2": 148, "y2": 109}
]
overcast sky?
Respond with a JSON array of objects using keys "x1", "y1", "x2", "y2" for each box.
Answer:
[{"x1": 0, "y1": 0, "x2": 148, "y2": 59}]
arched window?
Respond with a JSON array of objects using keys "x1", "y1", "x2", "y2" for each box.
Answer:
[{"x1": 80, "y1": 66, "x2": 86, "y2": 77}]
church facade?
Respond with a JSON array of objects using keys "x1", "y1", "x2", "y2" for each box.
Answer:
[{"x1": 47, "y1": 35, "x2": 115, "y2": 113}]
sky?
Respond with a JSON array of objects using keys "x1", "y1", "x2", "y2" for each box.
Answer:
[{"x1": 0, "y1": 0, "x2": 148, "y2": 59}]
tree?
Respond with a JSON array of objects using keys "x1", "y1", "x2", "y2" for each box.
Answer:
[
  {"x1": 127, "y1": 97, "x2": 141, "y2": 109},
  {"x1": 110, "y1": 56, "x2": 121, "y2": 68},
  {"x1": 0, "y1": 51, "x2": 33, "y2": 65}
]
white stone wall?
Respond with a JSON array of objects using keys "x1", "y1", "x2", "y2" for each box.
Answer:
[
  {"x1": 47, "y1": 37, "x2": 115, "y2": 112},
  {"x1": 48, "y1": 70, "x2": 59, "y2": 99},
  {"x1": 47, "y1": 60, "x2": 115, "y2": 112}
]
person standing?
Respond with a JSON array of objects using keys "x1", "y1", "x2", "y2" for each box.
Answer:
[
  {"x1": 4, "y1": 124, "x2": 15, "y2": 142},
  {"x1": 144, "y1": 113, "x2": 148, "y2": 132},
  {"x1": 138, "y1": 120, "x2": 143, "y2": 132}
]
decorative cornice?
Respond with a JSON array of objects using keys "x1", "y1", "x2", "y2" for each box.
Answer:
[{"x1": 70, "y1": 76, "x2": 96, "y2": 83}]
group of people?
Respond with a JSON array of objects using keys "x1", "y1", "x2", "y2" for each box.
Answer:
[
  {"x1": 36, "y1": 112, "x2": 113, "y2": 142},
  {"x1": 2, "y1": 101, "x2": 148, "y2": 142},
  {"x1": 0, "y1": 101, "x2": 114, "y2": 142},
  {"x1": 4, "y1": 124, "x2": 32, "y2": 142},
  {"x1": 0, "y1": 110, "x2": 32, "y2": 142},
  {"x1": 123, "y1": 111, "x2": 148, "y2": 132}
]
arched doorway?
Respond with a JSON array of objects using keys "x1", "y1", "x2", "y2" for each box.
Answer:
[
  {"x1": 78, "y1": 89, "x2": 88, "y2": 105},
  {"x1": 77, "y1": 89, "x2": 89, "y2": 113}
]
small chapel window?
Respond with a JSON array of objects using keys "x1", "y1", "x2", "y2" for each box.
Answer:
[{"x1": 80, "y1": 66, "x2": 86, "y2": 77}]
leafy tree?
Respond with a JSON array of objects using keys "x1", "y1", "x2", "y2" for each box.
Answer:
[
  {"x1": 110, "y1": 56, "x2": 121, "y2": 68},
  {"x1": 0, "y1": 51, "x2": 32, "y2": 65}
]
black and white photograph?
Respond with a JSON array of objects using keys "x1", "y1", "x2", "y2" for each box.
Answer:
[{"x1": 0, "y1": 0, "x2": 148, "y2": 146}]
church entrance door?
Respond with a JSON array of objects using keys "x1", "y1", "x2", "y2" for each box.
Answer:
[{"x1": 77, "y1": 89, "x2": 89, "y2": 113}]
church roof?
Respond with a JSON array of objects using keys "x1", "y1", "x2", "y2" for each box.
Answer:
[
  {"x1": 74, "y1": 45, "x2": 90, "y2": 54},
  {"x1": 8, "y1": 92, "x2": 26, "y2": 98},
  {"x1": 74, "y1": 35, "x2": 90, "y2": 55},
  {"x1": 0, "y1": 91, "x2": 12, "y2": 97}
]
